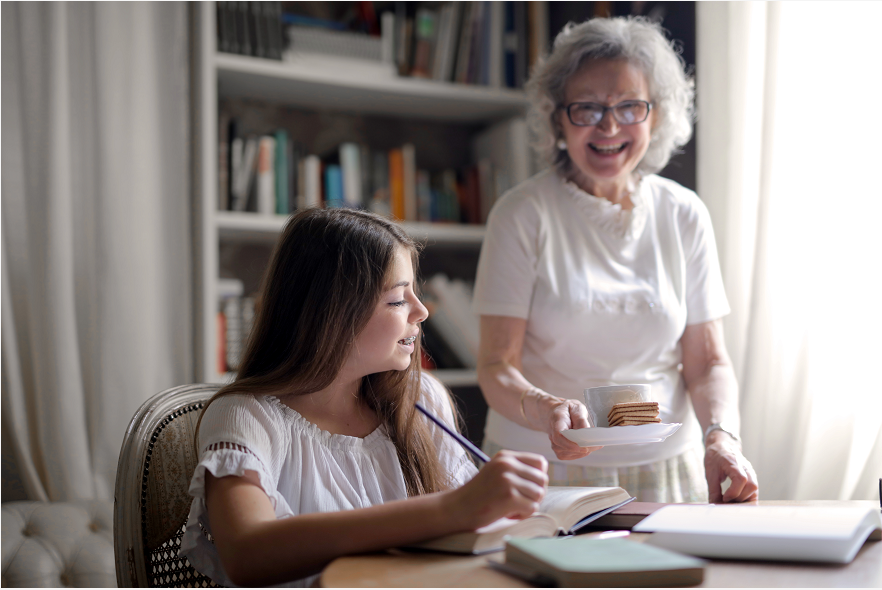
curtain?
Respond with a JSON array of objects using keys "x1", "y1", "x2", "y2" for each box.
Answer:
[
  {"x1": 2, "y1": 2, "x2": 192, "y2": 502},
  {"x1": 696, "y1": 1, "x2": 882, "y2": 501}
]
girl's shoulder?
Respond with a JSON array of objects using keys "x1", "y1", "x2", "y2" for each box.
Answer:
[{"x1": 198, "y1": 393, "x2": 287, "y2": 450}]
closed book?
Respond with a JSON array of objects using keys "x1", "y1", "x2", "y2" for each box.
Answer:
[
  {"x1": 273, "y1": 129, "x2": 288, "y2": 214},
  {"x1": 339, "y1": 142, "x2": 363, "y2": 208},
  {"x1": 576, "y1": 501, "x2": 669, "y2": 532},
  {"x1": 406, "y1": 486, "x2": 632, "y2": 554},
  {"x1": 231, "y1": 136, "x2": 259, "y2": 212},
  {"x1": 402, "y1": 143, "x2": 417, "y2": 221},
  {"x1": 324, "y1": 164, "x2": 344, "y2": 208},
  {"x1": 369, "y1": 150, "x2": 390, "y2": 217},
  {"x1": 504, "y1": 537, "x2": 706, "y2": 587},
  {"x1": 302, "y1": 155, "x2": 322, "y2": 209},
  {"x1": 410, "y1": 8, "x2": 437, "y2": 78},
  {"x1": 256, "y1": 135, "x2": 276, "y2": 215},
  {"x1": 388, "y1": 148, "x2": 404, "y2": 220},
  {"x1": 633, "y1": 504, "x2": 882, "y2": 564}
]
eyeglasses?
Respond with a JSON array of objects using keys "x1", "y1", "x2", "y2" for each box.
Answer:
[{"x1": 562, "y1": 100, "x2": 652, "y2": 127}]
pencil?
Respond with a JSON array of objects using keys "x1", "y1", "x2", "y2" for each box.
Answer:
[{"x1": 415, "y1": 402, "x2": 491, "y2": 463}]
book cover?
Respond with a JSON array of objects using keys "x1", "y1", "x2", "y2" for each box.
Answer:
[
  {"x1": 416, "y1": 169, "x2": 432, "y2": 222},
  {"x1": 504, "y1": 537, "x2": 706, "y2": 588},
  {"x1": 256, "y1": 135, "x2": 276, "y2": 215},
  {"x1": 576, "y1": 501, "x2": 669, "y2": 532},
  {"x1": 410, "y1": 8, "x2": 437, "y2": 78},
  {"x1": 402, "y1": 143, "x2": 417, "y2": 221},
  {"x1": 388, "y1": 148, "x2": 405, "y2": 220},
  {"x1": 407, "y1": 486, "x2": 632, "y2": 554},
  {"x1": 273, "y1": 129, "x2": 288, "y2": 214},
  {"x1": 302, "y1": 154, "x2": 322, "y2": 209},
  {"x1": 453, "y1": 2, "x2": 475, "y2": 84},
  {"x1": 634, "y1": 504, "x2": 882, "y2": 565},
  {"x1": 339, "y1": 142, "x2": 363, "y2": 208},
  {"x1": 231, "y1": 136, "x2": 259, "y2": 212},
  {"x1": 324, "y1": 164, "x2": 344, "y2": 208}
]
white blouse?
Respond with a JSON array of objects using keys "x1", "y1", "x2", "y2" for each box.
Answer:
[
  {"x1": 474, "y1": 171, "x2": 731, "y2": 468},
  {"x1": 179, "y1": 373, "x2": 477, "y2": 587}
]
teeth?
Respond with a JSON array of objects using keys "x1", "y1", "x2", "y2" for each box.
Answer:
[
  {"x1": 400, "y1": 336, "x2": 417, "y2": 345},
  {"x1": 591, "y1": 143, "x2": 626, "y2": 154}
]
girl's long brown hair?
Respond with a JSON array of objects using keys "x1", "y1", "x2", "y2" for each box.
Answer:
[{"x1": 197, "y1": 208, "x2": 456, "y2": 496}]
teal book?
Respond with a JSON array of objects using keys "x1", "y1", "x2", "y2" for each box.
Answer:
[
  {"x1": 324, "y1": 164, "x2": 344, "y2": 208},
  {"x1": 504, "y1": 537, "x2": 705, "y2": 587}
]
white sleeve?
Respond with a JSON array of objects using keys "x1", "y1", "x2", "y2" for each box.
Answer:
[
  {"x1": 188, "y1": 394, "x2": 294, "y2": 518},
  {"x1": 679, "y1": 195, "x2": 731, "y2": 325},
  {"x1": 419, "y1": 373, "x2": 479, "y2": 487},
  {"x1": 473, "y1": 188, "x2": 543, "y2": 319}
]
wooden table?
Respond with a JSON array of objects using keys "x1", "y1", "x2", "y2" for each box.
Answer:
[{"x1": 321, "y1": 501, "x2": 882, "y2": 588}]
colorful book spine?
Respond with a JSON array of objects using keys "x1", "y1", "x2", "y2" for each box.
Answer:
[
  {"x1": 324, "y1": 164, "x2": 344, "y2": 208},
  {"x1": 274, "y1": 129, "x2": 288, "y2": 214},
  {"x1": 388, "y1": 148, "x2": 405, "y2": 220}
]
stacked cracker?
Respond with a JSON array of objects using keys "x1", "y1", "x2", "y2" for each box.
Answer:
[{"x1": 607, "y1": 401, "x2": 660, "y2": 427}]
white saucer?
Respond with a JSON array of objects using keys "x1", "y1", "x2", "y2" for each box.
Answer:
[{"x1": 562, "y1": 423, "x2": 682, "y2": 447}]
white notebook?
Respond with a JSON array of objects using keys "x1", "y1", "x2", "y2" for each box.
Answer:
[{"x1": 633, "y1": 504, "x2": 882, "y2": 564}]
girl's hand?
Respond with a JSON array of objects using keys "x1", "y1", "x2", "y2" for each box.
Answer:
[{"x1": 445, "y1": 450, "x2": 548, "y2": 531}]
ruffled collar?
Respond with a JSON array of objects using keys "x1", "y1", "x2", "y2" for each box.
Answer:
[
  {"x1": 561, "y1": 176, "x2": 648, "y2": 241},
  {"x1": 266, "y1": 395, "x2": 387, "y2": 448}
]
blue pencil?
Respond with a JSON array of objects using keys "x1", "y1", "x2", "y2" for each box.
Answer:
[{"x1": 415, "y1": 402, "x2": 491, "y2": 464}]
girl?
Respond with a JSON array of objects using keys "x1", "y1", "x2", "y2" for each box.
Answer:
[{"x1": 180, "y1": 208, "x2": 548, "y2": 587}]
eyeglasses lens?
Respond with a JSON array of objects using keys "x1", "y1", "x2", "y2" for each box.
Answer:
[{"x1": 568, "y1": 102, "x2": 649, "y2": 126}]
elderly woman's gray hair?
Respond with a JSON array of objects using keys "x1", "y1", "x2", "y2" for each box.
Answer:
[{"x1": 526, "y1": 16, "x2": 694, "y2": 177}]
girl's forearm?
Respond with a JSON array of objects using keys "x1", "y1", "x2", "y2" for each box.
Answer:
[{"x1": 219, "y1": 490, "x2": 459, "y2": 586}]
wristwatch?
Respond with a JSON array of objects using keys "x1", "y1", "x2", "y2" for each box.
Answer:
[{"x1": 704, "y1": 422, "x2": 740, "y2": 445}]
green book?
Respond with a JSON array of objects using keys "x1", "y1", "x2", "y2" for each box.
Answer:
[{"x1": 504, "y1": 537, "x2": 706, "y2": 587}]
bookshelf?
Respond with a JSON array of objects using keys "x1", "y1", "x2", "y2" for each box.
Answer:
[{"x1": 193, "y1": 2, "x2": 535, "y2": 400}]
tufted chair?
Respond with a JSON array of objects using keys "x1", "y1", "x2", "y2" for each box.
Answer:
[
  {"x1": 114, "y1": 383, "x2": 222, "y2": 587},
  {"x1": 2, "y1": 499, "x2": 115, "y2": 587}
]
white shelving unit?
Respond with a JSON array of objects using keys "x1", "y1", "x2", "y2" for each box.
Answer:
[{"x1": 193, "y1": 3, "x2": 528, "y2": 386}]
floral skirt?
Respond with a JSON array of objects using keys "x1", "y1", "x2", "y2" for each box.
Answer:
[{"x1": 482, "y1": 440, "x2": 708, "y2": 503}]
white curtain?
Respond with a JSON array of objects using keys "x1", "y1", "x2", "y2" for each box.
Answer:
[
  {"x1": 697, "y1": 1, "x2": 882, "y2": 501},
  {"x1": 2, "y1": 2, "x2": 192, "y2": 502}
]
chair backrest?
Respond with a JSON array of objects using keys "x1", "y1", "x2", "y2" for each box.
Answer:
[{"x1": 114, "y1": 383, "x2": 222, "y2": 587}]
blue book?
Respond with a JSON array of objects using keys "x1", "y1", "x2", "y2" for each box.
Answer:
[{"x1": 324, "y1": 164, "x2": 344, "y2": 208}]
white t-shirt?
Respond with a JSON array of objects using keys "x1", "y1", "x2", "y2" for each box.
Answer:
[
  {"x1": 179, "y1": 373, "x2": 477, "y2": 587},
  {"x1": 474, "y1": 171, "x2": 730, "y2": 467}
]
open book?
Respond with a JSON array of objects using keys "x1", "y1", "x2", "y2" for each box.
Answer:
[
  {"x1": 633, "y1": 503, "x2": 882, "y2": 564},
  {"x1": 406, "y1": 486, "x2": 633, "y2": 554}
]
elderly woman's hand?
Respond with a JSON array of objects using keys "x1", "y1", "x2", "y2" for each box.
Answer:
[
  {"x1": 704, "y1": 430, "x2": 759, "y2": 503},
  {"x1": 532, "y1": 395, "x2": 602, "y2": 460}
]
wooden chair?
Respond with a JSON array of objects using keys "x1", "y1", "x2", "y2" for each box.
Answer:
[{"x1": 113, "y1": 383, "x2": 222, "y2": 587}]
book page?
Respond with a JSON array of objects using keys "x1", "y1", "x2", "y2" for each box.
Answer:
[{"x1": 539, "y1": 486, "x2": 630, "y2": 532}]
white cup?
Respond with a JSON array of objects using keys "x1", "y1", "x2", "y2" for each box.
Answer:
[{"x1": 584, "y1": 384, "x2": 652, "y2": 427}]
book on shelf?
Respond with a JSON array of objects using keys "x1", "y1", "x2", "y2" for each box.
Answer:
[
  {"x1": 388, "y1": 148, "x2": 405, "y2": 220},
  {"x1": 633, "y1": 503, "x2": 882, "y2": 565},
  {"x1": 339, "y1": 142, "x2": 363, "y2": 208},
  {"x1": 218, "y1": 278, "x2": 244, "y2": 372},
  {"x1": 274, "y1": 129, "x2": 289, "y2": 214},
  {"x1": 216, "y1": 1, "x2": 282, "y2": 60},
  {"x1": 502, "y1": 536, "x2": 706, "y2": 588},
  {"x1": 401, "y1": 143, "x2": 417, "y2": 222},
  {"x1": 324, "y1": 164, "x2": 344, "y2": 208},
  {"x1": 405, "y1": 486, "x2": 633, "y2": 554},
  {"x1": 423, "y1": 274, "x2": 480, "y2": 366},
  {"x1": 256, "y1": 135, "x2": 276, "y2": 215},
  {"x1": 410, "y1": 8, "x2": 437, "y2": 78}
]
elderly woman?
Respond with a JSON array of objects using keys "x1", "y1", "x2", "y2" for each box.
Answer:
[{"x1": 474, "y1": 17, "x2": 758, "y2": 503}]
